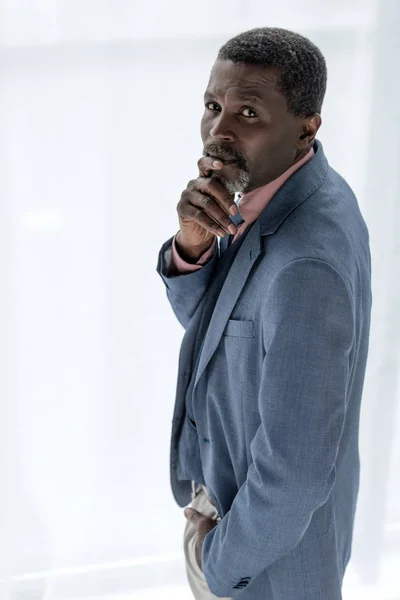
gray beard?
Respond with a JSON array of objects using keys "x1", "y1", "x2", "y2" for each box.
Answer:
[{"x1": 219, "y1": 170, "x2": 251, "y2": 195}]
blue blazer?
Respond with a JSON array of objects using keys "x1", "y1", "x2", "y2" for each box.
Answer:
[{"x1": 157, "y1": 141, "x2": 372, "y2": 599}]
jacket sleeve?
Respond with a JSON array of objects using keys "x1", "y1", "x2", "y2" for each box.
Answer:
[
  {"x1": 171, "y1": 234, "x2": 217, "y2": 274},
  {"x1": 201, "y1": 258, "x2": 355, "y2": 597},
  {"x1": 156, "y1": 236, "x2": 218, "y2": 329}
]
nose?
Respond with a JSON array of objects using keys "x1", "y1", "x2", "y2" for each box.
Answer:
[{"x1": 209, "y1": 113, "x2": 235, "y2": 143}]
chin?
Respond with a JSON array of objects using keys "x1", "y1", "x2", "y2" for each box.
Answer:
[{"x1": 220, "y1": 171, "x2": 251, "y2": 196}]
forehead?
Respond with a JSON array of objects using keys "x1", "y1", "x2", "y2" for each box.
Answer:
[{"x1": 205, "y1": 59, "x2": 282, "y2": 104}]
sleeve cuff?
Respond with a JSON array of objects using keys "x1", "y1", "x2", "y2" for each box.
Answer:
[{"x1": 171, "y1": 234, "x2": 217, "y2": 274}]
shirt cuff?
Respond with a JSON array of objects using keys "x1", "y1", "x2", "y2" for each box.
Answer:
[{"x1": 171, "y1": 234, "x2": 217, "y2": 274}]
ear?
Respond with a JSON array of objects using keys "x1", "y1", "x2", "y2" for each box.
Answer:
[{"x1": 297, "y1": 114, "x2": 322, "y2": 151}]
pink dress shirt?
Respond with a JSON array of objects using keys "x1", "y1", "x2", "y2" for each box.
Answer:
[{"x1": 171, "y1": 148, "x2": 314, "y2": 273}]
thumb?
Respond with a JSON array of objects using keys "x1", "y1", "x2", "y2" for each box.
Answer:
[{"x1": 184, "y1": 508, "x2": 203, "y2": 524}]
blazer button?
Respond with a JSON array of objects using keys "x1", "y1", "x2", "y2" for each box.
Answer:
[{"x1": 203, "y1": 437, "x2": 210, "y2": 444}]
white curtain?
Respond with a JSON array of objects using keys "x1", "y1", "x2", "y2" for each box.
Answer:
[{"x1": 0, "y1": 1, "x2": 399, "y2": 598}]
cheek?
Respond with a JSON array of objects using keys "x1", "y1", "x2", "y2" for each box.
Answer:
[
  {"x1": 246, "y1": 140, "x2": 271, "y2": 169},
  {"x1": 253, "y1": 129, "x2": 295, "y2": 163},
  {"x1": 200, "y1": 113, "x2": 210, "y2": 142}
]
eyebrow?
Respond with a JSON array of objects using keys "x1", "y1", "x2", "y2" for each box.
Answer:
[
  {"x1": 237, "y1": 94, "x2": 264, "y2": 103},
  {"x1": 204, "y1": 91, "x2": 265, "y2": 104}
]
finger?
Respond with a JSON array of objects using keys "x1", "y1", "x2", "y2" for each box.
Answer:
[
  {"x1": 197, "y1": 160, "x2": 240, "y2": 218},
  {"x1": 194, "y1": 178, "x2": 238, "y2": 217},
  {"x1": 180, "y1": 192, "x2": 236, "y2": 236},
  {"x1": 197, "y1": 156, "x2": 224, "y2": 177},
  {"x1": 189, "y1": 174, "x2": 239, "y2": 218},
  {"x1": 197, "y1": 517, "x2": 218, "y2": 536},
  {"x1": 195, "y1": 191, "x2": 237, "y2": 234},
  {"x1": 181, "y1": 201, "x2": 227, "y2": 237},
  {"x1": 184, "y1": 509, "x2": 217, "y2": 537},
  {"x1": 184, "y1": 508, "x2": 204, "y2": 525}
]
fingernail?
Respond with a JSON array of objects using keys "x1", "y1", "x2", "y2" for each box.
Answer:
[
  {"x1": 212, "y1": 160, "x2": 223, "y2": 168},
  {"x1": 229, "y1": 205, "x2": 238, "y2": 216},
  {"x1": 228, "y1": 224, "x2": 237, "y2": 235},
  {"x1": 184, "y1": 509, "x2": 192, "y2": 518}
]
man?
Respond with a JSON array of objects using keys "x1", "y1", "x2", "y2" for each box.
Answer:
[{"x1": 157, "y1": 27, "x2": 371, "y2": 600}]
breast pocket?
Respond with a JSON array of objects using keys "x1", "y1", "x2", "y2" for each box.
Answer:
[
  {"x1": 223, "y1": 319, "x2": 255, "y2": 338},
  {"x1": 222, "y1": 319, "x2": 256, "y2": 395}
]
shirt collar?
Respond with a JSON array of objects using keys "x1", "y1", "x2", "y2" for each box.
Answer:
[{"x1": 236, "y1": 146, "x2": 315, "y2": 226}]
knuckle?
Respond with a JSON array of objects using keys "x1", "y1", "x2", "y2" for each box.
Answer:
[
  {"x1": 225, "y1": 192, "x2": 233, "y2": 204},
  {"x1": 200, "y1": 195, "x2": 212, "y2": 208},
  {"x1": 177, "y1": 194, "x2": 187, "y2": 210}
]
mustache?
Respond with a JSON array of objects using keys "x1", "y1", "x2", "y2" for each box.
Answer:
[{"x1": 202, "y1": 144, "x2": 248, "y2": 172}]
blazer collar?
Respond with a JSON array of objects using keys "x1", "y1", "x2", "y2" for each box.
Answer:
[{"x1": 258, "y1": 139, "x2": 328, "y2": 237}]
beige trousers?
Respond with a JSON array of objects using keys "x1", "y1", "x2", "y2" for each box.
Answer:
[{"x1": 183, "y1": 482, "x2": 232, "y2": 600}]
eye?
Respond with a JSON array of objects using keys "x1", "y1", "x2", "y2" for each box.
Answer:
[
  {"x1": 205, "y1": 102, "x2": 221, "y2": 112},
  {"x1": 240, "y1": 107, "x2": 258, "y2": 118}
]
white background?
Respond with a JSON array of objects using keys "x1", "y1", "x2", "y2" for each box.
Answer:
[{"x1": 0, "y1": 1, "x2": 399, "y2": 598}]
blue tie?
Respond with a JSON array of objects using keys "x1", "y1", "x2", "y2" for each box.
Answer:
[
  {"x1": 220, "y1": 204, "x2": 245, "y2": 254},
  {"x1": 228, "y1": 202, "x2": 245, "y2": 245},
  {"x1": 230, "y1": 209, "x2": 245, "y2": 227}
]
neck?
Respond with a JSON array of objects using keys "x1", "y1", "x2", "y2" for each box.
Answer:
[
  {"x1": 243, "y1": 145, "x2": 315, "y2": 196},
  {"x1": 293, "y1": 143, "x2": 313, "y2": 165}
]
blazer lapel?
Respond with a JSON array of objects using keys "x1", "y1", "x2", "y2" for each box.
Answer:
[
  {"x1": 193, "y1": 140, "x2": 329, "y2": 392},
  {"x1": 194, "y1": 220, "x2": 261, "y2": 390}
]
